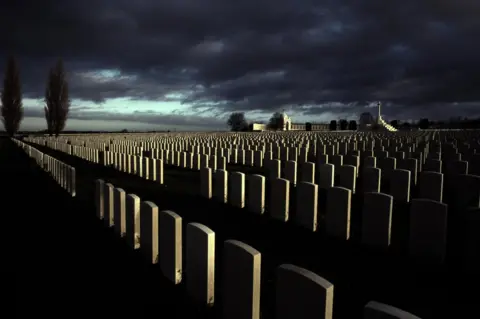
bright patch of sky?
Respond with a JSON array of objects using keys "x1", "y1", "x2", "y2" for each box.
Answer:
[
  {"x1": 191, "y1": 40, "x2": 225, "y2": 57},
  {"x1": 21, "y1": 118, "x2": 159, "y2": 132},
  {"x1": 78, "y1": 68, "x2": 138, "y2": 83},
  {"x1": 93, "y1": 97, "x2": 193, "y2": 114},
  {"x1": 19, "y1": 96, "x2": 218, "y2": 131},
  {"x1": 302, "y1": 21, "x2": 352, "y2": 45},
  {"x1": 23, "y1": 96, "x2": 193, "y2": 115}
]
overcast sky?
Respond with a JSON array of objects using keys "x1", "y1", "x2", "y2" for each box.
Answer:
[{"x1": 2, "y1": 0, "x2": 480, "y2": 131}]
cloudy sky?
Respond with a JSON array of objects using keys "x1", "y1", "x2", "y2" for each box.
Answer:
[{"x1": 2, "y1": 0, "x2": 480, "y2": 131}]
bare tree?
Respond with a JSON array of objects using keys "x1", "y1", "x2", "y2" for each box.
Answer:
[
  {"x1": 1, "y1": 56, "x2": 23, "y2": 136},
  {"x1": 45, "y1": 59, "x2": 70, "y2": 137},
  {"x1": 348, "y1": 120, "x2": 357, "y2": 130},
  {"x1": 339, "y1": 119, "x2": 348, "y2": 130},
  {"x1": 329, "y1": 120, "x2": 337, "y2": 131},
  {"x1": 227, "y1": 112, "x2": 248, "y2": 131}
]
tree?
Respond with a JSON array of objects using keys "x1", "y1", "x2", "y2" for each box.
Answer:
[
  {"x1": 339, "y1": 119, "x2": 348, "y2": 130},
  {"x1": 227, "y1": 112, "x2": 248, "y2": 131},
  {"x1": 267, "y1": 112, "x2": 284, "y2": 130},
  {"x1": 1, "y1": 56, "x2": 23, "y2": 137},
  {"x1": 45, "y1": 59, "x2": 70, "y2": 137},
  {"x1": 390, "y1": 120, "x2": 399, "y2": 128},
  {"x1": 418, "y1": 118, "x2": 430, "y2": 130},
  {"x1": 329, "y1": 120, "x2": 337, "y2": 131},
  {"x1": 305, "y1": 122, "x2": 312, "y2": 131},
  {"x1": 348, "y1": 120, "x2": 357, "y2": 130}
]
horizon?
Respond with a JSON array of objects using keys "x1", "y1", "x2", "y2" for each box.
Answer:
[{"x1": 2, "y1": 104, "x2": 479, "y2": 133}]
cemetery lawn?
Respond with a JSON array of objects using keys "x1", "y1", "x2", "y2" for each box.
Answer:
[
  {"x1": 9, "y1": 137, "x2": 206, "y2": 319},
  {"x1": 23, "y1": 139, "x2": 478, "y2": 318}
]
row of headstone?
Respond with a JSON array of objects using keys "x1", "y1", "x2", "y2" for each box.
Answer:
[
  {"x1": 27, "y1": 129, "x2": 478, "y2": 148},
  {"x1": 25, "y1": 132, "x2": 480, "y2": 186},
  {"x1": 201, "y1": 167, "x2": 451, "y2": 262},
  {"x1": 24, "y1": 134, "x2": 419, "y2": 168},
  {"x1": 13, "y1": 139, "x2": 76, "y2": 196},
  {"x1": 29, "y1": 135, "x2": 479, "y2": 212},
  {"x1": 22, "y1": 136, "x2": 478, "y2": 265},
  {"x1": 99, "y1": 151, "x2": 165, "y2": 183},
  {"x1": 25, "y1": 134, "x2": 479, "y2": 266},
  {"x1": 95, "y1": 178, "x2": 422, "y2": 319},
  {"x1": 30, "y1": 139, "x2": 166, "y2": 185},
  {"x1": 265, "y1": 156, "x2": 478, "y2": 210}
]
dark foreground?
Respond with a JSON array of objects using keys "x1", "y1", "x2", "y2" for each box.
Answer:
[
  {"x1": 10, "y1": 138, "x2": 201, "y2": 318},
  {"x1": 13, "y1": 138, "x2": 479, "y2": 318}
]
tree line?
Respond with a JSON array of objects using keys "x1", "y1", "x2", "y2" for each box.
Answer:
[
  {"x1": 389, "y1": 118, "x2": 480, "y2": 130},
  {"x1": 227, "y1": 112, "x2": 294, "y2": 131},
  {"x1": 1, "y1": 56, "x2": 70, "y2": 137},
  {"x1": 227, "y1": 112, "x2": 359, "y2": 131},
  {"x1": 227, "y1": 112, "x2": 480, "y2": 132},
  {"x1": 328, "y1": 119, "x2": 357, "y2": 131}
]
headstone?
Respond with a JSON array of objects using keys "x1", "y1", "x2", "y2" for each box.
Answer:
[
  {"x1": 269, "y1": 159, "x2": 281, "y2": 180},
  {"x1": 140, "y1": 201, "x2": 159, "y2": 264},
  {"x1": 318, "y1": 163, "x2": 334, "y2": 189},
  {"x1": 95, "y1": 179, "x2": 104, "y2": 219},
  {"x1": 285, "y1": 160, "x2": 297, "y2": 186},
  {"x1": 364, "y1": 156, "x2": 376, "y2": 168},
  {"x1": 363, "y1": 167, "x2": 381, "y2": 193},
  {"x1": 159, "y1": 210, "x2": 182, "y2": 284},
  {"x1": 295, "y1": 182, "x2": 318, "y2": 231},
  {"x1": 247, "y1": 174, "x2": 266, "y2": 214},
  {"x1": 223, "y1": 240, "x2": 261, "y2": 319},
  {"x1": 301, "y1": 162, "x2": 315, "y2": 183},
  {"x1": 201, "y1": 167, "x2": 212, "y2": 199},
  {"x1": 276, "y1": 264, "x2": 333, "y2": 319},
  {"x1": 186, "y1": 223, "x2": 215, "y2": 306},
  {"x1": 338, "y1": 165, "x2": 356, "y2": 193},
  {"x1": 113, "y1": 188, "x2": 127, "y2": 237},
  {"x1": 104, "y1": 183, "x2": 114, "y2": 227},
  {"x1": 364, "y1": 301, "x2": 422, "y2": 319},
  {"x1": 418, "y1": 171, "x2": 443, "y2": 202},
  {"x1": 409, "y1": 199, "x2": 448, "y2": 263},
  {"x1": 379, "y1": 157, "x2": 396, "y2": 181},
  {"x1": 230, "y1": 172, "x2": 246, "y2": 208},
  {"x1": 213, "y1": 169, "x2": 228, "y2": 203},
  {"x1": 362, "y1": 192, "x2": 393, "y2": 248},
  {"x1": 390, "y1": 169, "x2": 411, "y2": 202},
  {"x1": 326, "y1": 187, "x2": 351, "y2": 240},
  {"x1": 270, "y1": 178, "x2": 290, "y2": 222},
  {"x1": 125, "y1": 194, "x2": 140, "y2": 249}
]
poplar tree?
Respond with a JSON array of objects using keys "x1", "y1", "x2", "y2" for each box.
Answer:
[
  {"x1": 45, "y1": 59, "x2": 70, "y2": 137},
  {"x1": 1, "y1": 56, "x2": 23, "y2": 136}
]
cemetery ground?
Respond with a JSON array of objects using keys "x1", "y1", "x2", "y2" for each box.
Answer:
[
  {"x1": 9, "y1": 137, "x2": 201, "y2": 319},
  {"x1": 24, "y1": 137, "x2": 478, "y2": 318}
]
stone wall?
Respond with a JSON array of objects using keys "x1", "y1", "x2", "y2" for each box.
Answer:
[
  {"x1": 290, "y1": 123, "x2": 329, "y2": 131},
  {"x1": 250, "y1": 123, "x2": 329, "y2": 131}
]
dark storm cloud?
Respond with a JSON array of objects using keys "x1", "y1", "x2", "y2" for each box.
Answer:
[{"x1": 2, "y1": 0, "x2": 480, "y2": 120}]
